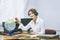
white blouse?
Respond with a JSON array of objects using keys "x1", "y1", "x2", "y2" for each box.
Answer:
[{"x1": 18, "y1": 16, "x2": 45, "y2": 34}]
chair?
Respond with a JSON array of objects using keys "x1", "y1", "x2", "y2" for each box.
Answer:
[{"x1": 45, "y1": 29, "x2": 56, "y2": 34}]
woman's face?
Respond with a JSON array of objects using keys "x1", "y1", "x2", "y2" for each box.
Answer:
[{"x1": 29, "y1": 11, "x2": 36, "y2": 19}]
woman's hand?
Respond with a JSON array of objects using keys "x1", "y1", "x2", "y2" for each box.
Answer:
[{"x1": 15, "y1": 17, "x2": 22, "y2": 25}]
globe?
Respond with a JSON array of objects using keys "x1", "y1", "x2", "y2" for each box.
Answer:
[{"x1": 4, "y1": 19, "x2": 16, "y2": 36}]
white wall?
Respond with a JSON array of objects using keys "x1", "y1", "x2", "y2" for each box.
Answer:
[
  {"x1": 25, "y1": 0, "x2": 60, "y2": 30},
  {"x1": 0, "y1": 0, "x2": 26, "y2": 22}
]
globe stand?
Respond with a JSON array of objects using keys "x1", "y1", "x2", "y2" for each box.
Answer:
[
  {"x1": 7, "y1": 30, "x2": 13, "y2": 36},
  {"x1": 7, "y1": 33, "x2": 13, "y2": 36}
]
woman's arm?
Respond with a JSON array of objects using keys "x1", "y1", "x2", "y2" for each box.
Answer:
[{"x1": 15, "y1": 17, "x2": 31, "y2": 31}]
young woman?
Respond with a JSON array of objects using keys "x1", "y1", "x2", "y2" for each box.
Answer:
[{"x1": 15, "y1": 8, "x2": 45, "y2": 35}]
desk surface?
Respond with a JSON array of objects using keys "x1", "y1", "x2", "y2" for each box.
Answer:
[
  {"x1": 5, "y1": 34, "x2": 59, "y2": 39},
  {"x1": 0, "y1": 33, "x2": 59, "y2": 40}
]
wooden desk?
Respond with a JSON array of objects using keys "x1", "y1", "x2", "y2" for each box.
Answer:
[
  {"x1": 4, "y1": 35, "x2": 40, "y2": 40},
  {"x1": 0, "y1": 34, "x2": 59, "y2": 40},
  {"x1": 4, "y1": 36, "x2": 18, "y2": 40},
  {"x1": 37, "y1": 34, "x2": 59, "y2": 40}
]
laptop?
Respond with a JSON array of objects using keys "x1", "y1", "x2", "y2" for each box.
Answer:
[{"x1": 21, "y1": 18, "x2": 32, "y2": 26}]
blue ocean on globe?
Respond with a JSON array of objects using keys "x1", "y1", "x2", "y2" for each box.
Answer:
[{"x1": 4, "y1": 22, "x2": 16, "y2": 31}]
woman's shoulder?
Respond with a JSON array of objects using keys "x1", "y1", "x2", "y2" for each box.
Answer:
[{"x1": 38, "y1": 16, "x2": 44, "y2": 22}]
